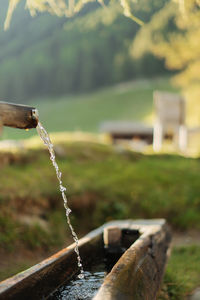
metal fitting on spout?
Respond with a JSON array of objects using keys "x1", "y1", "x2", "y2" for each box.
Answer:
[{"x1": 0, "y1": 101, "x2": 39, "y2": 129}]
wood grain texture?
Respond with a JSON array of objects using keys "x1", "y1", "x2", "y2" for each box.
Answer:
[{"x1": 0, "y1": 102, "x2": 38, "y2": 129}]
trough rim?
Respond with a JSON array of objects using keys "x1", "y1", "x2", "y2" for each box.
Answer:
[{"x1": 0, "y1": 218, "x2": 170, "y2": 300}]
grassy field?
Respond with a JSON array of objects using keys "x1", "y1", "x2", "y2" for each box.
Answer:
[
  {"x1": 0, "y1": 141, "x2": 200, "y2": 297},
  {"x1": 0, "y1": 140, "x2": 200, "y2": 298},
  {"x1": 2, "y1": 77, "x2": 177, "y2": 140},
  {"x1": 1, "y1": 141, "x2": 200, "y2": 231},
  {"x1": 1, "y1": 141, "x2": 200, "y2": 245},
  {"x1": 160, "y1": 245, "x2": 200, "y2": 299},
  {"x1": 1, "y1": 78, "x2": 199, "y2": 298}
]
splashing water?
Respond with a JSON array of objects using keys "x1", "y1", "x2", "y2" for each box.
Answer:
[
  {"x1": 36, "y1": 122, "x2": 84, "y2": 279},
  {"x1": 49, "y1": 269, "x2": 105, "y2": 299}
]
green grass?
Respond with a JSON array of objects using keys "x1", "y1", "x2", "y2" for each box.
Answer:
[
  {"x1": 0, "y1": 261, "x2": 35, "y2": 282},
  {"x1": 1, "y1": 142, "x2": 200, "y2": 233},
  {"x1": 0, "y1": 142, "x2": 200, "y2": 297},
  {"x1": 2, "y1": 77, "x2": 177, "y2": 140},
  {"x1": 159, "y1": 245, "x2": 200, "y2": 299}
]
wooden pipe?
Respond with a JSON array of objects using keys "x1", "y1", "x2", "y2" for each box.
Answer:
[{"x1": 0, "y1": 101, "x2": 38, "y2": 129}]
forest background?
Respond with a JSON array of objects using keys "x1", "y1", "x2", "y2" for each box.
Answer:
[{"x1": 0, "y1": 1, "x2": 200, "y2": 299}]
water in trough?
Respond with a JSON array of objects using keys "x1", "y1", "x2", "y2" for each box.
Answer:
[
  {"x1": 47, "y1": 250, "x2": 123, "y2": 299},
  {"x1": 48, "y1": 263, "x2": 106, "y2": 300}
]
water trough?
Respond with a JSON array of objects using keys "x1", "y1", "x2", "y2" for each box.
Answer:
[
  {"x1": 0, "y1": 219, "x2": 171, "y2": 300},
  {"x1": 0, "y1": 102, "x2": 171, "y2": 299}
]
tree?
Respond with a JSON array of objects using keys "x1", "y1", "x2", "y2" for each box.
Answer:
[
  {"x1": 4, "y1": 0, "x2": 144, "y2": 30},
  {"x1": 132, "y1": 0, "x2": 200, "y2": 125}
]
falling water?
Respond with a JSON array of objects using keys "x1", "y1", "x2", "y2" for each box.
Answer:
[{"x1": 36, "y1": 122, "x2": 84, "y2": 279}]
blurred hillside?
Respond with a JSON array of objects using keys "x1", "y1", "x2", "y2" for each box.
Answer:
[
  {"x1": 0, "y1": 0, "x2": 169, "y2": 102},
  {"x1": 2, "y1": 77, "x2": 176, "y2": 140}
]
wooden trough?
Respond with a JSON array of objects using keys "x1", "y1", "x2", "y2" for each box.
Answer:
[{"x1": 0, "y1": 219, "x2": 171, "y2": 300}]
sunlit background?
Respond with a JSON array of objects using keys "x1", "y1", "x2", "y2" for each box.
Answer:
[
  {"x1": 0, "y1": 1, "x2": 200, "y2": 298},
  {"x1": 0, "y1": 0, "x2": 172, "y2": 140}
]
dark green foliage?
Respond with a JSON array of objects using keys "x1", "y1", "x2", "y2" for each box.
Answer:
[
  {"x1": 1, "y1": 142, "x2": 200, "y2": 231},
  {"x1": 0, "y1": 215, "x2": 18, "y2": 251},
  {"x1": 0, "y1": 0, "x2": 169, "y2": 101},
  {"x1": 21, "y1": 224, "x2": 53, "y2": 250}
]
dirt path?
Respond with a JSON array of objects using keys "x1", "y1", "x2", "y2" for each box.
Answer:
[{"x1": 172, "y1": 230, "x2": 200, "y2": 247}]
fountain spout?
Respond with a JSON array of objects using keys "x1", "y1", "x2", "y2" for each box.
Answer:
[{"x1": 0, "y1": 101, "x2": 38, "y2": 129}]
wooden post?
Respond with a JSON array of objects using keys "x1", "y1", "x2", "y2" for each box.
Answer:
[
  {"x1": 153, "y1": 121, "x2": 163, "y2": 152},
  {"x1": 103, "y1": 226, "x2": 122, "y2": 248},
  {"x1": 153, "y1": 91, "x2": 186, "y2": 151},
  {"x1": 179, "y1": 125, "x2": 188, "y2": 152},
  {"x1": 0, "y1": 117, "x2": 2, "y2": 136},
  {"x1": 0, "y1": 102, "x2": 38, "y2": 129}
]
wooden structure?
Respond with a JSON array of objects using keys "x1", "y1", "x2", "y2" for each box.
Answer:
[
  {"x1": 153, "y1": 91, "x2": 187, "y2": 151},
  {"x1": 0, "y1": 117, "x2": 2, "y2": 136},
  {"x1": 100, "y1": 121, "x2": 153, "y2": 144},
  {"x1": 0, "y1": 219, "x2": 171, "y2": 300},
  {"x1": 0, "y1": 101, "x2": 38, "y2": 130}
]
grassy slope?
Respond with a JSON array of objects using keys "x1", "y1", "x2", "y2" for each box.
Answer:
[
  {"x1": 0, "y1": 142, "x2": 200, "y2": 297},
  {"x1": 2, "y1": 77, "x2": 176, "y2": 140},
  {"x1": 160, "y1": 245, "x2": 200, "y2": 299},
  {"x1": 1, "y1": 141, "x2": 200, "y2": 231}
]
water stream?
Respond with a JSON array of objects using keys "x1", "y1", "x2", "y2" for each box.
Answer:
[{"x1": 36, "y1": 122, "x2": 84, "y2": 279}]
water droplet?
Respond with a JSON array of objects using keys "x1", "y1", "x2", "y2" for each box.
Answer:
[
  {"x1": 60, "y1": 185, "x2": 66, "y2": 192},
  {"x1": 78, "y1": 273, "x2": 84, "y2": 279},
  {"x1": 66, "y1": 208, "x2": 71, "y2": 215}
]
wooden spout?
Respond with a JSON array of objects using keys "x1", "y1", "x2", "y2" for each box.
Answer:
[{"x1": 0, "y1": 101, "x2": 38, "y2": 129}]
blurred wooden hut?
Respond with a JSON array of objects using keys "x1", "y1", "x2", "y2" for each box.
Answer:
[
  {"x1": 100, "y1": 121, "x2": 153, "y2": 145},
  {"x1": 153, "y1": 91, "x2": 187, "y2": 151}
]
